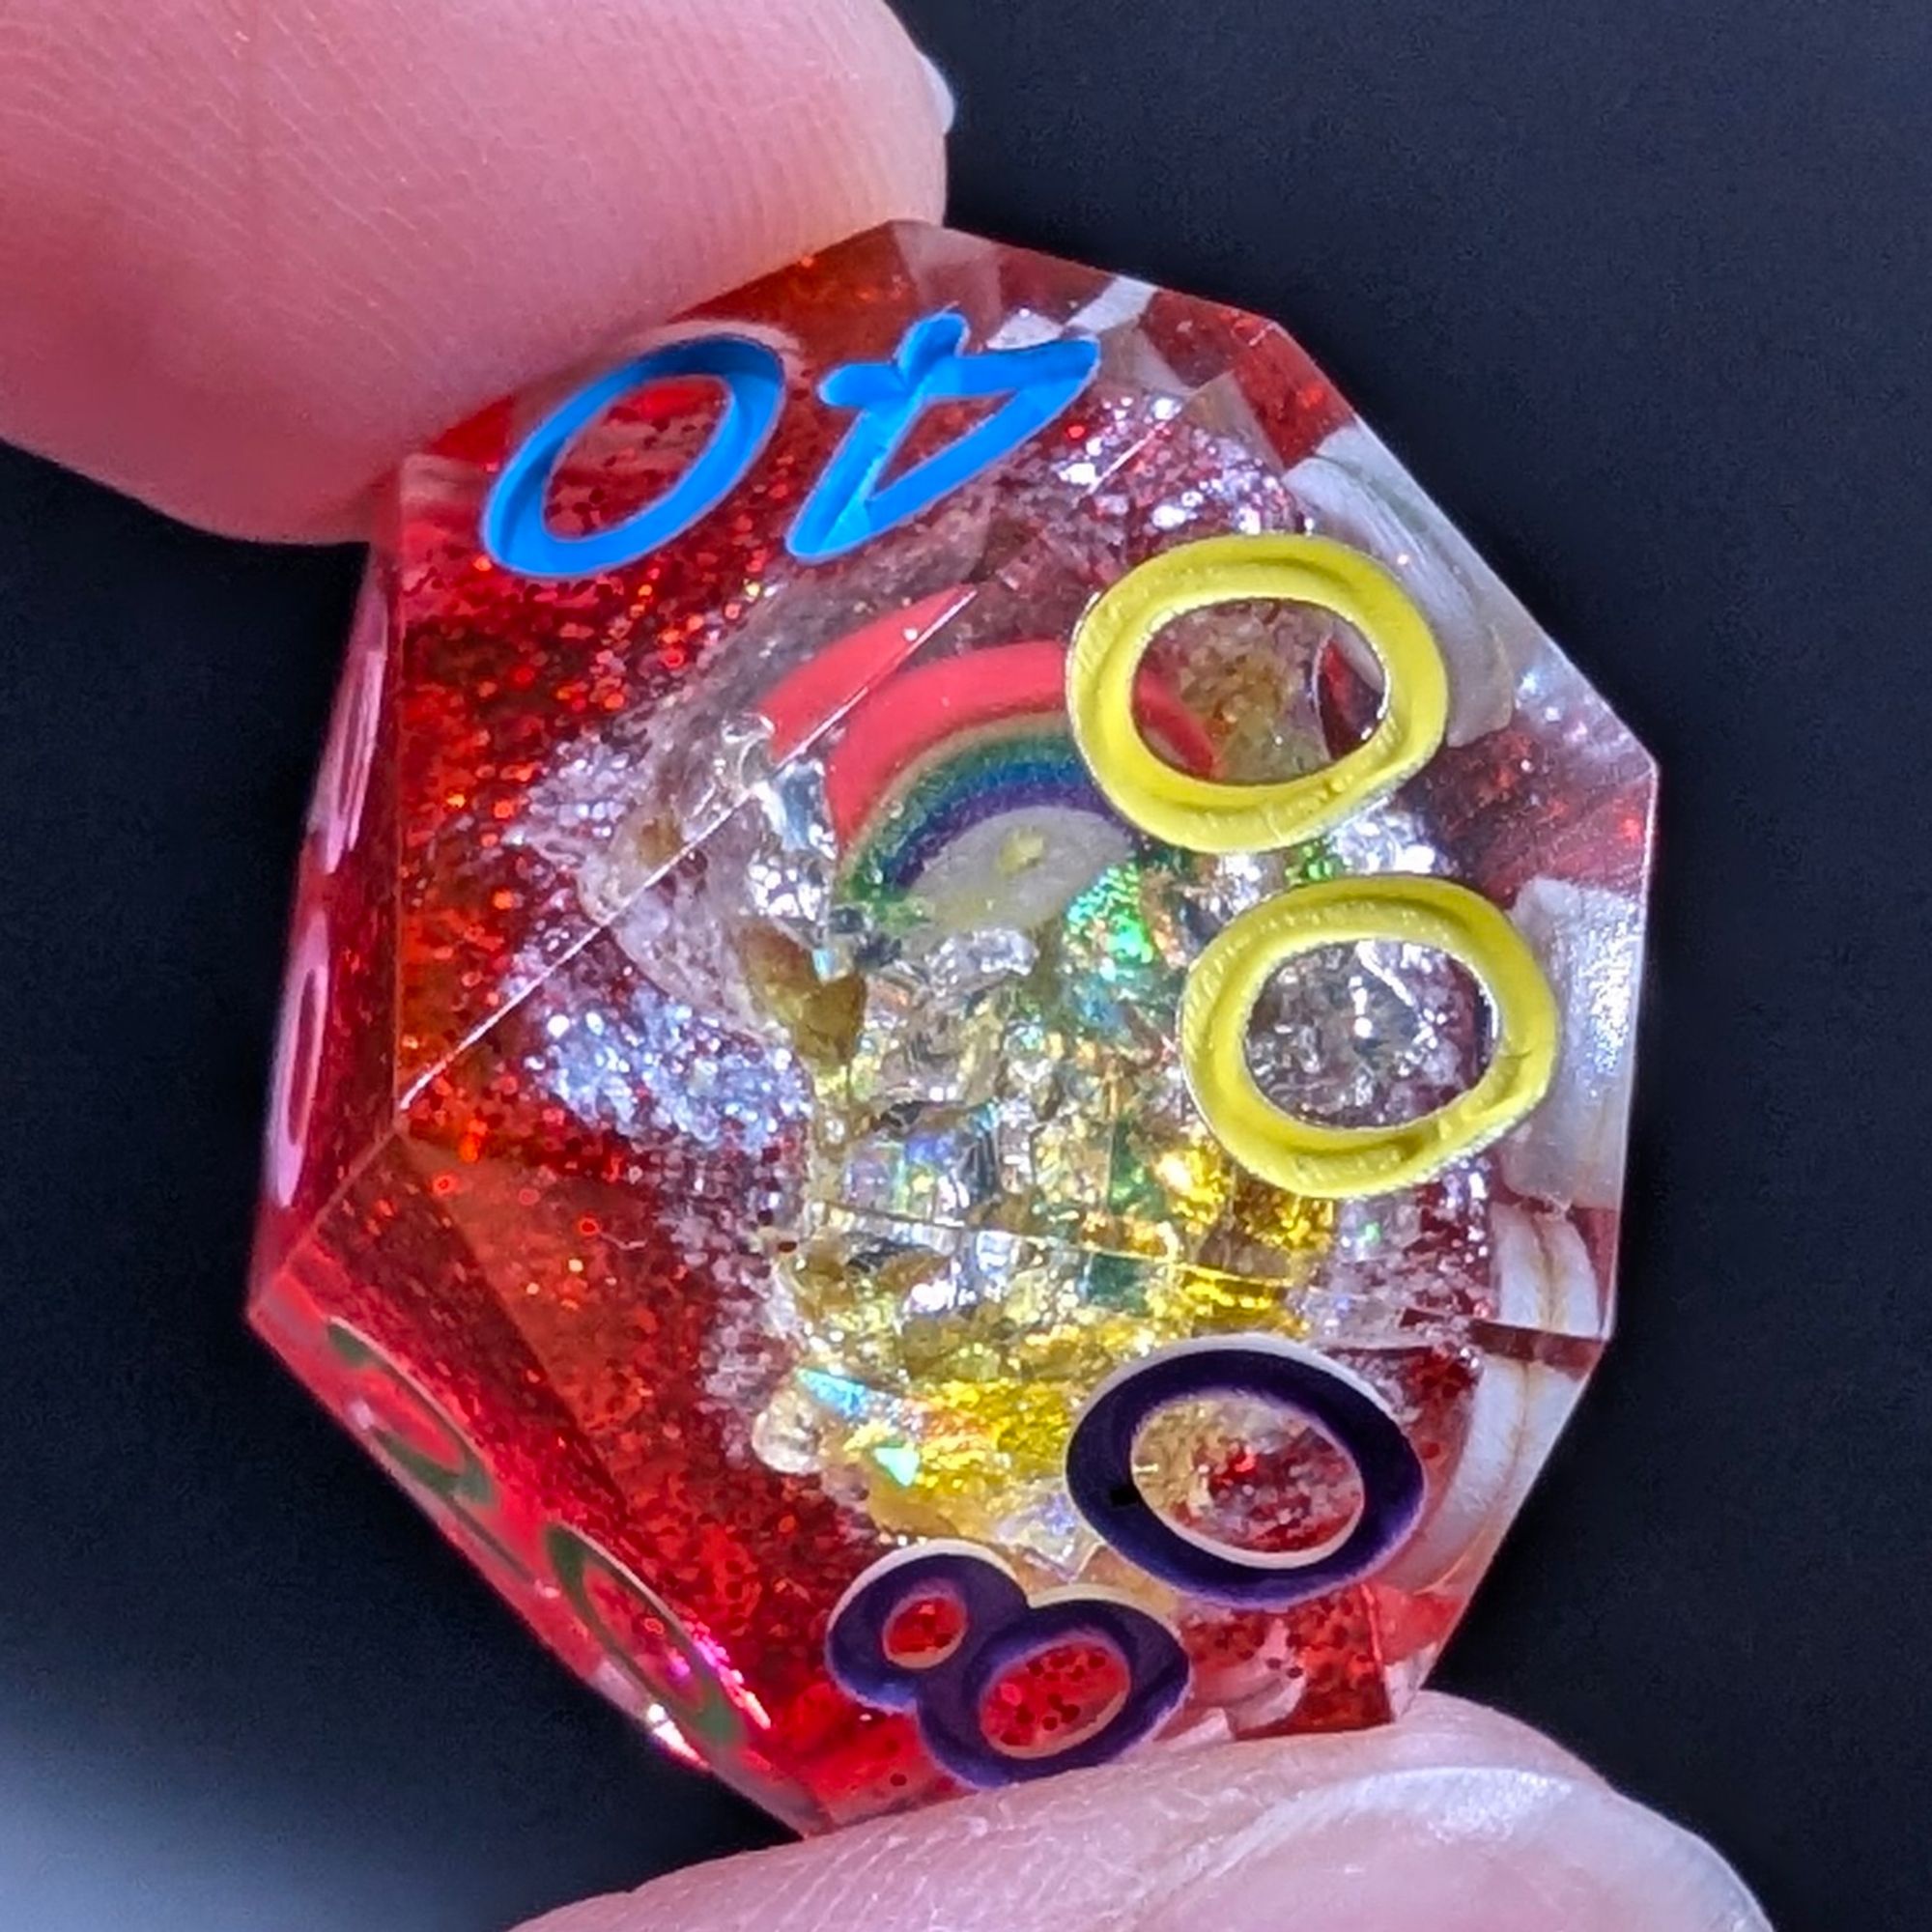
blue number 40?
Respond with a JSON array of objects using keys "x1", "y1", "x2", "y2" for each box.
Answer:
[{"x1": 481, "y1": 311, "x2": 1101, "y2": 580}]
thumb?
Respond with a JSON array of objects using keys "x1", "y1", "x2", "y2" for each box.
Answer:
[
  {"x1": 0, "y1": 0, "x2": 946, "y2": 538},
  {"x1": 513, "y1": 1696, "x2": 1770, "y2": 1932}
]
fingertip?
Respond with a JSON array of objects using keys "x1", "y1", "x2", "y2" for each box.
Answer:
[
  {"x1": 513, "y1": 1703, "x2": 1766, "y2": 1932},
  {"x1": 0, "y1": 0, "x2": 948, "y2": 537}
]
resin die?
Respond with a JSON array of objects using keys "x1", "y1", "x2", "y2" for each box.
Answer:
[{"x1": 252, "y1": 223, "x2": 1655, "y2": 1830}]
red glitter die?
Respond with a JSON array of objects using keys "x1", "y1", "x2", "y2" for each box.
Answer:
[{"x1": 252, "y1": 223, "x2": 1654, "y2": 1829}]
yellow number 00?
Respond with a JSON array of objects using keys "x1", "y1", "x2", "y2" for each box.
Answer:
[{"x1": 1066, "y1": 532, "x2": 1558, "y2": 1199}]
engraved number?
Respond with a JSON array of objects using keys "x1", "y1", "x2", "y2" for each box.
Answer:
[{"x1": 1066, "y1": 531, "x2": 1557, "y2": 1199}]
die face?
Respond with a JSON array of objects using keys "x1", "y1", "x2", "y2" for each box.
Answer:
[{"x1": 251, "y1": 221, "x2": 1655, "y2": 1829}]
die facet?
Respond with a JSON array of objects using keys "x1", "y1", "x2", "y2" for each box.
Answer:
[{"x1": 251, "y1": 222, "x2": 1656, "y2": 1831}]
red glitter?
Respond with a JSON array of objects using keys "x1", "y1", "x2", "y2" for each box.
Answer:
[{"x1": 979, "y1": 1641, "x2": 1132, "y2": 1759}]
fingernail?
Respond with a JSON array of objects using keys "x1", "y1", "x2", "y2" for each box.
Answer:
[
  {"x1": 919, "y1": 51, "x2": 956, "y2": 133},
  {"x1": 1157, "y1": 1765, "x2": 1774, "y2": 1932}
]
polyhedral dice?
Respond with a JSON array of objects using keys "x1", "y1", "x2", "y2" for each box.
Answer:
[{"x1": 251, "y1": 222, "x2": 1655, "y2": 1830}]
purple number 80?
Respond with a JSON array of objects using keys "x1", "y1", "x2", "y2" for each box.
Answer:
[{"x1": 828, "y1": 1337, "x2": 1429, "y2": 1783}]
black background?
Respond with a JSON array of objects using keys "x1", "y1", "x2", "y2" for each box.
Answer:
[{"x1": 3, "y1": 2, "x2": 1928, "y2": 1926}]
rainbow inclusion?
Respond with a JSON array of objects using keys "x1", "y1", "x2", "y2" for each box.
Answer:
[{"x1": 844, "y1": 729, "x2": 1103, "y2": 904}]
